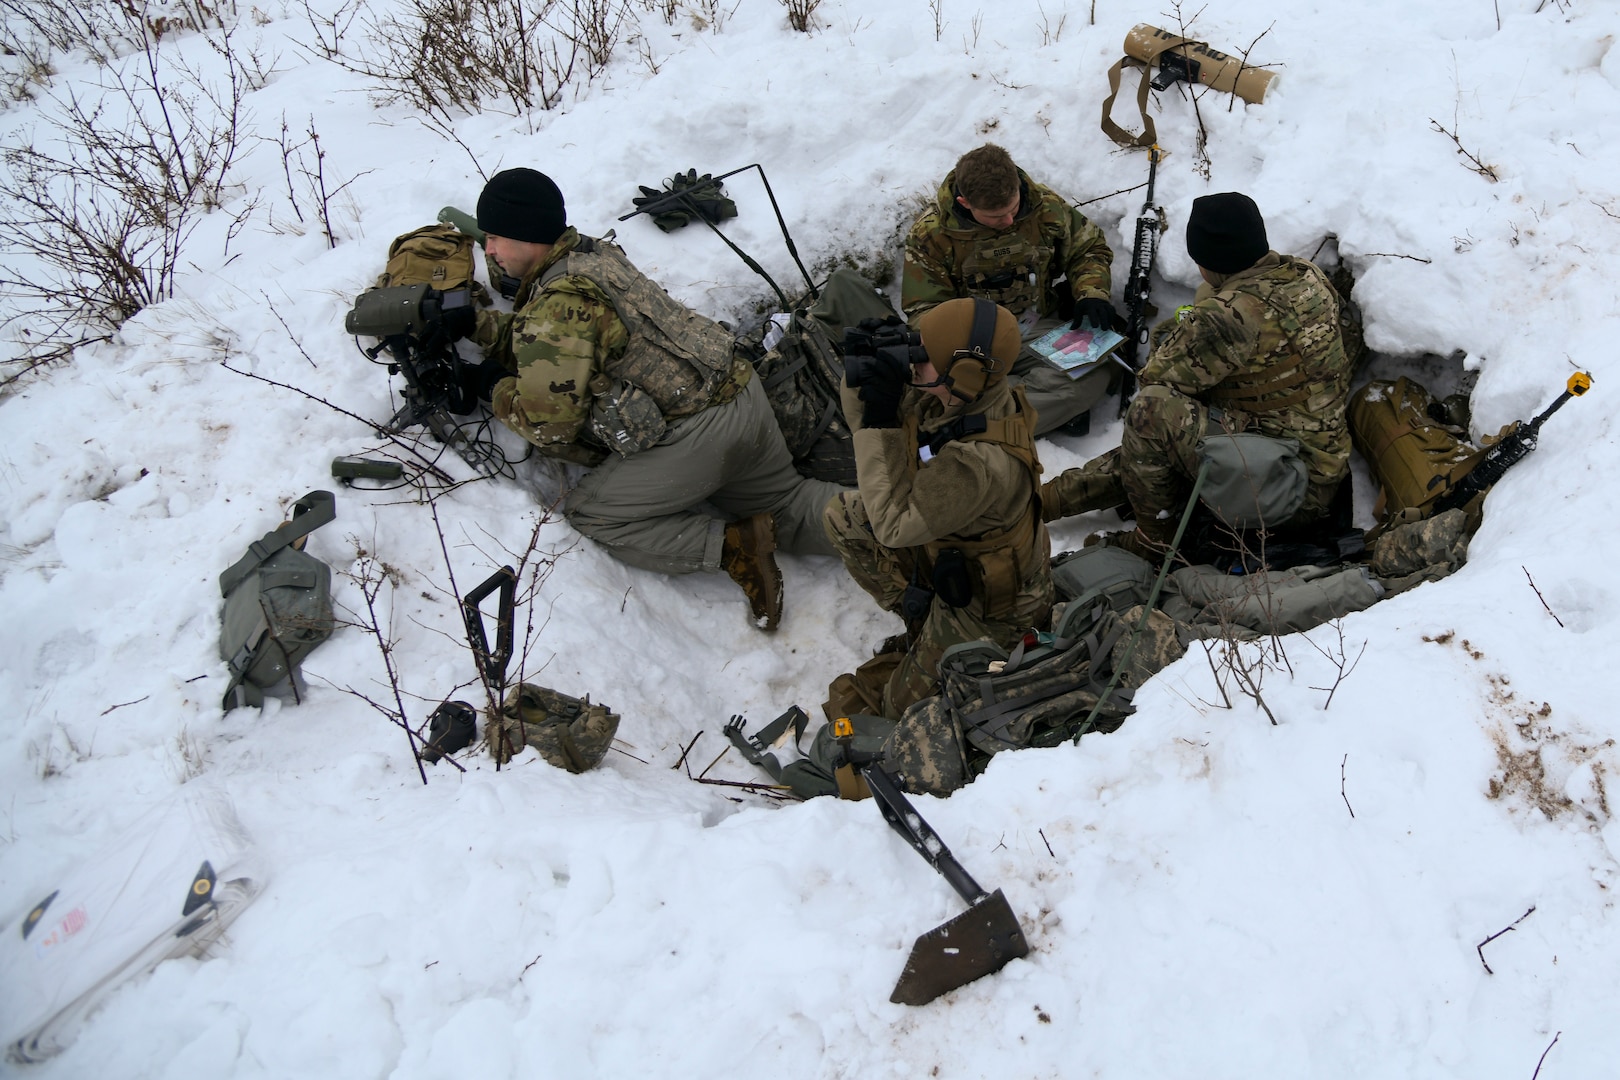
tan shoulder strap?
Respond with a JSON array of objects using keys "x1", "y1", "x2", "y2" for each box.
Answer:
[{"x1": 1100, "y1": 31, "x2": 1196, "y2": 147}]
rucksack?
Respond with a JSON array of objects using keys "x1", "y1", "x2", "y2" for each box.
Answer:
[
  {"x1": 374, "y1": 223, "x2": 490, "y2": 304},
  {"x1": 1349, "y1": 377, "x2": 1492, "y2": 523},
  {"x1": 881, "y1": 600, "x2": 1137, "y2": 797},
  {"x1": 218, "y1": 491, "x2": 337, "y2": 711},
  {"x1": 746, "y1": 309, "x2": 856, "y2": 485},
  {"x1": 489, "y1": 682, "x2": 620, "y2": 772}
]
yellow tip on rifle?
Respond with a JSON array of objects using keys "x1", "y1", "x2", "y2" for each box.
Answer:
[{"x1": 1569, "y1": 371, "x2": 1593, "y2": 396}]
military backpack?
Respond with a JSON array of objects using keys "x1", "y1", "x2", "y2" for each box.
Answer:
[
  {"x1": 489, "y1": 682, "x2": 620, "y2": 773},
  {"x1": 373, "y1": 223, "x2": 490, "y2": 304},
  {"x1": 219, "y1": 491, "x2": 337, "y2": 711},
  {"x1": 881, "y1": 599, "x2": 1137, "y2": 798},
  {"x1": 1349, "y1": 376, "x2": 1493, "y2": 523},
  {"x1": 746, "y1": 308, "x2": 856, "y2": 485}
]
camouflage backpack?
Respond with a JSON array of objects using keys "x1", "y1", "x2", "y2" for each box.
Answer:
[
  {"x1": 218, "y1": 491, "x2": 337, "y2": 711},
  {"x1": 882, "y1": 600, "x2": 1137, "y2": 798},
  {"x1": 746, "y1": 309, "x2": 856, "y2": 485},
  {"x1": 489, "y1": 682, "x2": 620, "y2": 773}
]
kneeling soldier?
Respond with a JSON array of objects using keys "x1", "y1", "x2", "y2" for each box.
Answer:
[
  {"x1": 1042, "y1": 192, "x2": 1354, "y2": 556},
  {"x1": 471, "y1": 168, "x2": 847, "y2": 630},
  {"x1": 825, "y1": 299, "x2": 1054, "y2": 719}
]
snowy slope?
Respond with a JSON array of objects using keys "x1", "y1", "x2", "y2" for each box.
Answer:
[{"x1": 2, "y1": 0, "x2": 1618, "y2": 1076}]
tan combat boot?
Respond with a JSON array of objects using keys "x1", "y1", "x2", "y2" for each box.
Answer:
[{"x1": 722, "y1": 513, "x2": 784, "y2": 631}]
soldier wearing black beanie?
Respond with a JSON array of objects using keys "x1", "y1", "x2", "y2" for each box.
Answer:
[
  {"x1": 1184, "y1": 192, "x2": 1268, "y2": 275},
  {"x1": 477, "y1": 168, "x2": 567, "y2": 244}
]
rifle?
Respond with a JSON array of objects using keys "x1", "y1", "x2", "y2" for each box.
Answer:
[
  {"x1": 1430, "y1": 371, "x2": 1592, "y2": 515},
  {"x1": 1117, "y1": 145, "x2": 1166, "y2": 415},
  {"x1": 345, "y1": 284, "x2": 505, "y2": 478}
]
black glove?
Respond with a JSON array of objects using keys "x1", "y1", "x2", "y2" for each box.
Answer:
[
  {"x1": 632, "y1": 169, "x2": 738, "y2": 233},
  {"x1": 856, "y1": 362, "x2": 906, "y2": 428},
  {"x1": 439, "y1": 303, "x2": 477, "y2": 343},
  {"x1": 1071, "y1": 297, "x2": 1118, "y2": 331}
]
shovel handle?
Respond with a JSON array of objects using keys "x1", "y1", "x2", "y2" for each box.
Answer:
[
  {"x1": 462, "y1": 566, "x2": 517, "y2": 692},
  {"x1": 863, "y1": 766, "x2": 988, "y2": 907}
]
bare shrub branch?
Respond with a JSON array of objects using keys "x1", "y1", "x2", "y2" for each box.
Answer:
[{"x1": 0, "y1": 9, "x2": 252, "y2": 383}]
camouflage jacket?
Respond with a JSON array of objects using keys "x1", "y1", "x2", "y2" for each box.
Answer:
[
  {"x1": 476, "y1": 229, "x2": 748, "y2": 462},
  {"x1": 1142, "y1": 252, "x2": 1353, "y2": 494},
  {"x1": 843, "y1": 377, "x2": 1053, "y2": 624},
  {"x1": 901, "y1": 168, "x2": 1113, "y2": 324}
]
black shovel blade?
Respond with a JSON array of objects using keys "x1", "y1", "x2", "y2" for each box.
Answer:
[{"x1": 889, "y1": 888, "x2": 1030, "y2": 1006}]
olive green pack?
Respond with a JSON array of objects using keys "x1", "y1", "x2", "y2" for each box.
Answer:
[{"x1": 219, "y1": 491, "x2": 337, "y2": 711}]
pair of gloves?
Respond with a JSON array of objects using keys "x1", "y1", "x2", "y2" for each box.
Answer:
[{"x1": 632, "y1": 169, "x2": 738, "y2": 232}]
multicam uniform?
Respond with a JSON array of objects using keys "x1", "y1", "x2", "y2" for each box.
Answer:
[
  {"x1": 1042, "y1": 251, "x2": 1353, "y2": 538},
  {"x1": 902, "y1": 169, "x2": 1116, "y2": 433},
  {"x1": 825, "y1": 377, "x2": 1054, "y2": 719},
  {"x1": 477, "y1": 228, "x2": 844, "y2": 570}
]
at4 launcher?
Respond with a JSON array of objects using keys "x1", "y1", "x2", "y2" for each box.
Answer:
[
  {"x1": 1431, "y1": 371, "x2": 1592, "y2": 515},
  {"x1": 1117, "y1": 144, "x2": 1167, "y2": 415}
]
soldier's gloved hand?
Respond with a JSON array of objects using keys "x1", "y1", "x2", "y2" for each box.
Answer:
[
  {"x1": 1072, "y1": 297, "x2": 1119, "y2": 331},
  {"x1": 439, "y1": 304, "x2": 477, "y2": 343},
  {"x1": 855, "y1": 358, "x2": 907, "y2": 428}
]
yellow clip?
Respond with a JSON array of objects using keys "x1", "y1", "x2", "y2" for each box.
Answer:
[
  {"x1": 832, "y1": 717, "x2": 854, "y2": 739},
  {"x1": 1569, "y1": 371, "x2": 1593, "y2": 396}
]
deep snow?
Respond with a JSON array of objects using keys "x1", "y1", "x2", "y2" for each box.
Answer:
[{"x1": 2, "y1": 0, "x2": 1618, "y2": 1076}]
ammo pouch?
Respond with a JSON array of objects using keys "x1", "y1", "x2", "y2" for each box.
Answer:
[
  {"x1": 1196, "y1": 432, "x2": 1308, "y2": 529},
  {"x1": 218, "y1": 491, "x2": 338, "y2": 711},
  {"x1": 491, "y1": 682, "x2": 621, "y2": 773},
  {"x1": 588, "y1": 379, "x2": 667, "y2": 457}
]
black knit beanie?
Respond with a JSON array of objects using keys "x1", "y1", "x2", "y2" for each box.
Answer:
[
  {"x1": 477, "y1": 168, "x2": 567, "y2": 244},
  {"x1": 1185, "y1": 192, "x2": 1268, "y2": 274}
]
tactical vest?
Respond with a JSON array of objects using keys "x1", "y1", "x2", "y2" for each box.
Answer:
[
  {"x1": 903, "y1": 384, "x2": 1050, "y2": 622},
  {"x1": 1203, "y1": 256, "x2": 1345, "y2": 415},
  {"x1": 955, "y1": 226, "x2": 1053, "y2": 317},
  {"x1": 537, "y1": 236, "x2": 742, "y2": 421}
]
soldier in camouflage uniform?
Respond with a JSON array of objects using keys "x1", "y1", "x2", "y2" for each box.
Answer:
[
  {"x1": 825, "y1": 298, "x2": 1054, "y2": 719},
  {"x1": 471, "y1": 169, "x2": 846, "y2": 630},
  {"x1": 1042, "y1": 193, "x2": 1354, "y2": 553},
  {"x1": 903, "y1": 144, "x2": 1118, "y2": 436}
]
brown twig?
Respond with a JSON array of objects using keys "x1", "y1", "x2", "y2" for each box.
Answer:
[
  {"x1": 672, "y1": 731, "x2": 703, "y2": 772},
  {"x1": 1532, "y1": 1032, "x2": 1561, "y2": 1079},
  {"x1": 689, "y1": 777, "x2": 794, "y2": 801},
  {"x1": 521, "y1": 954, "x2": 543, "y2": 976},
  {"x1": 1476, "y1": 904, "x2": 1535, "y2": 975},
  {"x1": 1429, "y1": 117, "x2": 1500, "y2": 182},
  {"x1": 1039, "y1": 828, "x2": 1056, "y2": 858},
  {"x1": 1363, "y1": 251, "x2": 1434, "y2": 263},
  {"x1": 100, "y1": 695, "x2": 150, "y2": 716},
  {"x1": 1522, "y1": 567, "x2": 1565, "y2": 628},
  {"x1": 697, "y1": 746, "x2": 729, "y2": 780},
  {"x1": 1227, "y1": 22, "x2": 1274, "y2": 113},
  {"x1": 1340, "y1": 753, "x2": 1355, "y2": 819},
  {"x1": 1076, "y1": 180, "x2": 1148, "y2": 208}
]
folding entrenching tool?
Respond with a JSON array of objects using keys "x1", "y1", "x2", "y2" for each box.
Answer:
[
  {"x1": 461, "y1": 565, "x2": 516, "y2": 700},
  {"x1": 860, "y1": 758, "x2": 1030, "y2": 1005}
]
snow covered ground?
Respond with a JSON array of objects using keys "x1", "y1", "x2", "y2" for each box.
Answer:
[{"x1": 2, "y1": 0, "x2": 1618, "y2": 1076}]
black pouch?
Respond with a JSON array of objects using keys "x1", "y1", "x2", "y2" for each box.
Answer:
[
  {"x1": 932, "y1": 548, "x2": 973, "y2": 609},
  {"x1": 421, "y1": 700, "x2": 478, "y2": 763},
  {"x1": 900, "y1": 581, "x2": 935, "y2": 624}
]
